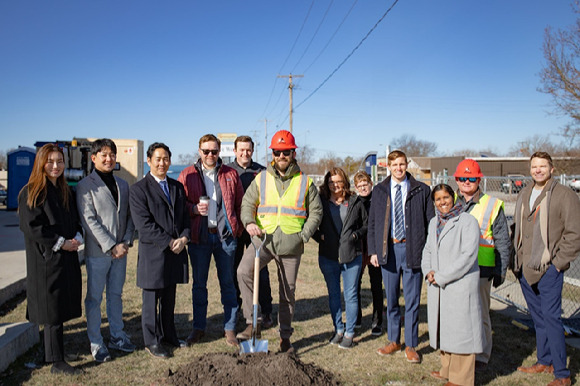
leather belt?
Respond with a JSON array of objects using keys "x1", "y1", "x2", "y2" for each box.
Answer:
[
  {"x1": 208, "y1": 227, "x2": 218, "y2": 234},
  {"x1": 393, "y1": 237, "x2": 406, "y2": 244}
]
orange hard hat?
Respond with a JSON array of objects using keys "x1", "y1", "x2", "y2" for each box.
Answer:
[
  {"x1": 270, "y1": 130, "x2": 298, "y2": 150},
  {"x1": 454, "y1": 159, "x2": 483, "y2": 178}
]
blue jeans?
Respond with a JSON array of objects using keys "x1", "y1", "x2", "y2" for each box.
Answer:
[
  {"x1": 188, "y1": 234, "x2": 238, "y2": 331},
  {"x1": 85, "y1": 256, "x2": 128, "y2": 349},
  {"x1": 520, "y1": 265, "x2": 569, "y2": 379},
  {"x1": 318, "y1": 255, "x2": 362, "y2": 337}
]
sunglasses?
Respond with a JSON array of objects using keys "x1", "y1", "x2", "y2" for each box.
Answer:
[
  {"x1": 201, "y1": 149, "x2": 219, "y2": 156},
  {"x1": 457, "y1": 177, "x2": 478, "y2": 183},
  {"x1": 273, "y1": 150, "x2": 292, "y2": 157}
]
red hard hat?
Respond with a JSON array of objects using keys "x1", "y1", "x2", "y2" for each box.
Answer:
[
  {"x1": 270, "y1": 130, "x2": 298, "y2": 150},
  {"x1": 454, "y1": 159, "x2": 483, "y2": 178}
]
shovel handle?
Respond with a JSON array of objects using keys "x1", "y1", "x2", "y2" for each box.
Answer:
[
  {"x1": 252, "y1": 253, "x2": 260, "y2": 305},
  {"x1": 250, "y1": 234, "x2": 266, "y2": 309}
]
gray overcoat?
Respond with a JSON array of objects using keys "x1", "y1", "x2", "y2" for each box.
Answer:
[{"x1": 421, "y1": 212, "x2": 484, "y2": 354}]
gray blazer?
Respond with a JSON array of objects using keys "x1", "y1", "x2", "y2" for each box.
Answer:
[{"x1": 77, "y1": 170, "x2": 135, "y2": 257}]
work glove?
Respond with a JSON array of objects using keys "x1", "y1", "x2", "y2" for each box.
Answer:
[{"x1": 492, "y1": 274, "x2": 505, "y2": 288}]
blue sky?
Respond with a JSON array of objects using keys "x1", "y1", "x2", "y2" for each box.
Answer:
[{"x1": 0, "y1": 1, "x2": 576, "y2": 163}]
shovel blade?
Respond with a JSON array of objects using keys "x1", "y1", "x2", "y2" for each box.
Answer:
[{"x1": 239, "y1": 338, "x2": 269, "y2": 354}]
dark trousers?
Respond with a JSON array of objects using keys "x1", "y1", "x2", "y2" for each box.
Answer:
[
  {"x1": 520, "y1": 265, "x2": 569, "y2": 379},
  {"x1": 381, "y1": 242, "x2": 422, "y2": 347},
  {"x1": 234, "y1": 231, "x2": 272, "y2": 314},
  {"x1": 357, "y1": 263, "x2": 384, "y2": 327},
  {"x1": 141, "y1": 285, "x2": 178, "y2": 346},
  {"x1": 43, "y1": 323, "x2": 64, "y2": 363}
]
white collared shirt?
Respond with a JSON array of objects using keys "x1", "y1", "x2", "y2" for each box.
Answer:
[
  {"x1": 202, "y1": 165, "x2": 218, "y2": 227},
  {"x1": 150, "y1": 172, "x2": 167, "y2": 185},
  {"x1": 390, "y1": 177, "x2": 408, "y2": 238}
]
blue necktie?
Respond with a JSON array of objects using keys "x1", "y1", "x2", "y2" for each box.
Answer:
[
  {"x1": 160, "y1": 180, "x2": 171, "y2": 205},
  {"x1": 394, "y1": 184, "x2": 405, "y2": 240}
]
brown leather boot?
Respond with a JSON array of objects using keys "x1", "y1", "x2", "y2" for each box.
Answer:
[
  {"x1": 236, "y1": 324, "x2": 261, "y2": 340},
  {"x1": 279, "y1": 338, "x2": 294, "y2": 353}
]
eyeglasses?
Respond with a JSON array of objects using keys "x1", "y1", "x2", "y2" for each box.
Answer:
[
  {"x1": 201, "y1": 149, "x2": 219, "y2": 156},
  {"x1": 457, "y1": 177, "x2": 478, "y2": 183},
  {"x1": 273, "y1": 150, "x2": 292, "y2": 157},
  {"x1": 329, "y1": 180, "x2": 344, "y2": 186}
]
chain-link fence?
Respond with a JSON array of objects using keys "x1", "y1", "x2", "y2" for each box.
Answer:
[{"x1": 417, "y1": 175, "x2": 580, "y2": 331}]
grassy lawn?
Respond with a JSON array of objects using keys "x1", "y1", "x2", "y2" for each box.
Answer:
[{"x1": 0, "y1": 240, "x2": 578, "y2": 385}]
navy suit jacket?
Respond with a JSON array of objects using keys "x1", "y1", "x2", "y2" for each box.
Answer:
[{"x1": 130, "y1": 172, "x2": 190, "y2": 289}]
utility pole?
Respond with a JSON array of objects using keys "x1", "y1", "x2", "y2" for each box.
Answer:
[
  {"x1": 278, "y1": 74, "x2": 303, "y2": 133},
  {"x1": 262, "y1": 118, "x2": 270, "y2": 166}
]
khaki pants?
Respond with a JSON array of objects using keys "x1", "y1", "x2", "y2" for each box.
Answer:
[
  {"x1": 237, "y1": 240, "x2": 301, "y2": 339},
  {"x1": 440, "y1": 351, "x2": 475, "y2": 386},
  {"x1": 476, "y1": 277, "x2": 492, "y2": 364}
]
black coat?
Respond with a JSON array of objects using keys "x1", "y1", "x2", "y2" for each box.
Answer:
[
  {"x1": 367, "y1": 173, "x2": 434, "y2": 269},
  {"x1": 130, "y1": 173, "x2": 190, "y2": 289},
  {"x1": 313, "y1": 195, "x2": 368, "y2": 264},
  {"x1": 18, "y1": 182, "x2": 82, "y2": 325}
]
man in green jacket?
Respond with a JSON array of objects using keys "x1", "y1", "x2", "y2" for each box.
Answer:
[{"x1": 236, "y1": 130, "x2": 322, "y2": 353}]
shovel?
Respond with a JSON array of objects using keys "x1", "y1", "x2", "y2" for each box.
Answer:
[{"x1": 240, "y1": 233, "x2": 269, "y2": 354}]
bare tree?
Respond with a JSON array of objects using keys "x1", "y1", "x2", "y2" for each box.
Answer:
[
  {"x1": 296, "y1": 144, "x2": 318, "y2": 174},
  {"x1": 507, "y1": 134, "x2": 562, "y2": 157},
  {"x1": 448, "y1": 147, "x2": 501, "y2": 157},
  {"x1": 391, "y1": 135, "x2": 437, "y2": 157},
  {"x1": 0, "y1": 150, "x2": 7, "y2": 170},
  {"x1": 539, "y1": 2, "x2": 580, "y2": 147}
]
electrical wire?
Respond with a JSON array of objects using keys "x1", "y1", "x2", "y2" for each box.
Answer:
[
  {"x1": 290, "y1": 0, "x2": 335, "y2": 73},
  {"x1": 294, "y1": 0, "x2": 400, "y2": 112},
  {"x1": 301, "y1": 0, "x2": 358, "y2": 74},
  {"x1": 260, "y1": 1, "x2": 316, "y2": 128}
]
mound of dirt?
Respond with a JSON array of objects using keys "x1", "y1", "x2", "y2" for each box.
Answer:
[{"x1": 168, "y1": 352, "x2": 341, "y2": 385}]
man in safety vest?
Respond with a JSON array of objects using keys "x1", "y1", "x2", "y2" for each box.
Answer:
[
  {"x1": 236, "y1": 129, "x2": 322, "y2": 353},
  {"x1": 454, "y1": 159, "x2": 512, "y2": 372}
]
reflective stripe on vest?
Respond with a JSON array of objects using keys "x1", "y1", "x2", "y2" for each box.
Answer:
[
  {"x1": 468, "y1": 194, "x2": 504, "y2": 267},
  {"x1": 255, "y1": 171, "x2": 311, "y2": 234}
]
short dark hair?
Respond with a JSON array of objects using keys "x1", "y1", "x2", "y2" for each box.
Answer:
[
  {"x1": 234, "y1": 135, "x2": 254, "y2": 150},
  {"x1": 147, "y1": 142, "x2": 171, "y2": 159},
  {"x1": 199, "y1": 134, "x2": 221, "y2": 149},
  {"x1": 530, "y1": 151, "x2": 553, "y2": 168},
  {"x1": 431, "y1": 183, "x2": 455, "y2": 201},
  {"x1": 91, "y1": 138, "x2": 117, "y2": 156}
]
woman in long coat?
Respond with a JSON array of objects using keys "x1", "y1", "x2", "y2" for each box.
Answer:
[
  {"x1": 18, "y1": 144, "x2": 83, "y2": 375},
  {"x1": 421, "y1": 184, "x2": 483, "y2": 386}
]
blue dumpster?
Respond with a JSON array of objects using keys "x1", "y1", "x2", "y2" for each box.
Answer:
[{"x1": 7, "y1": 147, "x2": 36, "y2": 210}]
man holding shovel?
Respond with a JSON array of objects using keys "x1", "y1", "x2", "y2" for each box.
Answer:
[{"x1": 237, "y1": 130, "x2": 322, "y2": 353}]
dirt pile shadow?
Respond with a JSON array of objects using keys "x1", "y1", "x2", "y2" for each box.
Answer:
[{"x1": 168, "y1": 352, "x2": 341, "y2": 385}]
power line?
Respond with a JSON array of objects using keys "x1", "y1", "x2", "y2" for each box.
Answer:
[
  {"x1": 301, "y1": 0, "x2": 359, "y2": 74},
  {"x1": 291, "y1": 0, "x2": 335, "y2": 73},
  {"x1": 277, "y1": 0, "x2": 315, "y2": 74},
  {"x1": 294, "y1": 0, "x2": 401, "y2": 111}
]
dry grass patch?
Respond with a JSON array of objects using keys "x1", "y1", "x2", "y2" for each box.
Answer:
[{"x1": 0, "y1": 240, "x2": 579, "y2": 384}]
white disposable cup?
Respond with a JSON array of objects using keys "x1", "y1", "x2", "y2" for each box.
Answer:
[{"x1": 199, "y1": 196, "x2": 210, "y2": 216}]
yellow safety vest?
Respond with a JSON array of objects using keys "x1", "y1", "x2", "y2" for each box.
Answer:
[
  {"x1": 255, "y1": 171, "x2": 312, "y2": 234},
  {"x1": 468, "y1": 193, "x2": 504, "y2": 267}
]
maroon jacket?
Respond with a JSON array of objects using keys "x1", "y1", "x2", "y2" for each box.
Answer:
[{"x1": 178, "y1": 159, "x2": 243, "y2": 244}]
